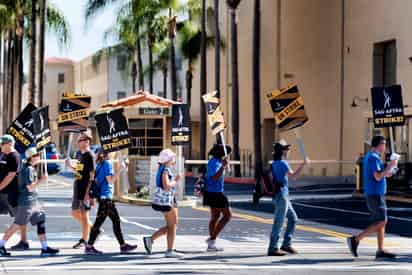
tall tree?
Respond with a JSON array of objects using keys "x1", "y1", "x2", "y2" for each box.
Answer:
[
  {"x1": 226, "y1": 0, "x2": 241, "y2": 176},
  {"x1": 252, "y1": 0, "x2": 263, "y2": 187},
  {"x1": 169, "y1": 10, "x2": 177, "y2": 100},
  {"x1": 214, "y1": 0, "x2": 220, "y2": 97},
  {"x1": 29, "y1": 0, "x2": 37, "y2": 105},
  {"x1": 38, "y1": 0, "x2": 46, "y2": 106},
  {"x1": 199, "y1": 0, "x2": 207, "y2": 161}
]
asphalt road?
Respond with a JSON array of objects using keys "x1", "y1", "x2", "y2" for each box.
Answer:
[{"x1": 0, "y1": 174, "x2": 411, "y2": 274}]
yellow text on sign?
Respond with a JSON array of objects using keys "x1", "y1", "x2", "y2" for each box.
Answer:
[{"x1": 275, "y1": 96, "x2": 304, "y2": 125}]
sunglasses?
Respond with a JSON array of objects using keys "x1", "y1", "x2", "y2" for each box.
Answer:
[{"x1": 77, "y1": 138, "x2": 89, "y2": 143}]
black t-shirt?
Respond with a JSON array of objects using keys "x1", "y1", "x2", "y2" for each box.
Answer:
[
  {"x1": 0, "y1": 151, "x2": 21, "y2": 194},
  {"x1": 0, "y1": 151, "x2": 21, "y2": 207},
  {"x1": 74, "y1": 151, "x2": 95, "y2": 199}
]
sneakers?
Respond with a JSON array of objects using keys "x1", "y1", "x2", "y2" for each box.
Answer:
[
  {"x1": 40, "y1": 246, "x2": 59, "y2": 257},
  {"x1": 10, "y1": 240, "x2": 30, "y2": 251},
  {"x1": 120, "y1": 243, "x2": 137, "y2": 254},
  {"x1": 347, "y1": 236, "x2": 359, "y2": 257},
  {"x1": 267, "y1": 249, "x2": 287, "y2": 256},
  {"x1": 0, "y1": 246, "x2": 10, "y2": 257},
  {"x1": 143, "y1": 237, "x2": 153, "y2": 255},
  {"x1": 85, "y1": 246, "x2": 103, "y2": 255},
  {"x1": 165, "y1": 250, "x2": 184, "y2": 258},
  {"x1": 206, "y1": 239, "x2": 224, "y2": 252},
  {"x1": 376, "y1": 250, "x2": 397, "y2": 260},
  {"x1": 72, "y1": 239, "x2": 86, "y2": 249},
  {"x1": 280, "y1": 246, "x2": 298, "y2": 254}
]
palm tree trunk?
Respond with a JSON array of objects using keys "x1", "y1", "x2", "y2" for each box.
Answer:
[
  {"x1": 0, "y1": 33, "x2": 3, "y2": 133},
  {"x1": 7, "y1": 31, "x2": 14, "y2": 122},
  {"x1": 38, "y1": 0, "x2": 47, "y2": 107},
  {"x1": 199, "y1": 0, "x2": 207, "y2": 161},
  {"x1": 169, "y1": 9, "x2": 177, "y2": 101},
  {"x1": 230, "y1": 8, "x2": 241, "y2": 177},
  {"x1": 3, "y1": 33, "x2": 10, "y2": 130},
  {"x1": 186, "y1": 67, "x2": 193, "y2": 159},
  {"x1": 252, "y1": 0, "x2": 263, "y2": 182},
  {"x1": 148, "y1": 34, "x2": 154, "y2": 94},
  {"x1": 136, "y1": 24, "x2": 144, "y2": 90},
  {"x1": 29, "y1": 0, "x2": 38, "y2": 105},
  {"x1": 163, "y1": 67, "x2": 168, "y2": 98},
  {"x1": 214, "y1": 0, "x2": 221, "y2": 96},
  {"x1": 132, "y1": 61, "x2": 137, "y2": 92}
]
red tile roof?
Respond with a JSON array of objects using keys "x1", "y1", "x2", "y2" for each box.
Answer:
[
  {"x1": 101, "y1": 91, "x2": 181, "y2": 108},
  {"x1": 46, "y1": 57, "x2": 74, "y2": 65}
]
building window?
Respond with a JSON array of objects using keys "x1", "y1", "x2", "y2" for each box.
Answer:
[
  {"x1": 117, "y1": 91, "x2": 127, "y2": 99},
  {"x1": 373, "y1": 40, "x2": 397, "y2": 87},
  {"x1": 129, "y1": 118, "x2": 164, "y2": 156},
  {"x1": 117, "y1": 55, "x2": 127, "y2": 71},
  {"x1": 58, "y1": 73, "x2": 65, "y2": 84}
]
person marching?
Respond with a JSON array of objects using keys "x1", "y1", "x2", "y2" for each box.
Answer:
[
  {"x1": 143, "y1": 149, "x2": 183, "y2": 258},
  {"x1": 0, "y1": 147, "x2": 59, "y2": 257},
  {"x1": 203, "y1": 144, "x2": 233, "y2": 252},
  {"x1": 65, "y1": 132, "x2": 95, "y2": 249},
  {"x1": 347, "y1": 136, "x2": 398, "y2": 259},
  {"x1": 0, "y1": 135, "x2": 29, "y2": 251},
  {"x1": 85, "y1": 150, "x2": 137, "y2": 255},
  {"x1": 267, "y1": 140, "x2": 308, "y2": 256}
]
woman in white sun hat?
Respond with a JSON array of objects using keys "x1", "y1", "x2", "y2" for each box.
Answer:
[{"x1": 143, "y1": 149, "x2": 183, "y2": 258}]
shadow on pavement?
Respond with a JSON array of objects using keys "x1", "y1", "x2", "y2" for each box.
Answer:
[{"x1": 276, "y1": 258, "x2": 355, "y2": 265}]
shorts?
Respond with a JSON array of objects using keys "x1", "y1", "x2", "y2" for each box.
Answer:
[
  {"x1": 14, "y1": 205, "x2": 46, "y2": 226},
  {"x1": 0, "y1": 193, "x2": 16, "y2": 217},
  {"x1": 152, "y1": 198, "x2": 177, "y2": 213},
  {"x1": 72, "y1": 199, "x2": 90, "y2": 211},
  {"x1": 366, "y1": 195, "x2": 387, "y2": 223},
  {"x1": 203, "y1": 191, "x2": 229, "y2": 208}
]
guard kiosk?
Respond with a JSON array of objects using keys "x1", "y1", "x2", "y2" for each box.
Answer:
[
  {"x1": 360, "y1": 108, "x2": 412, "y2": 197},
  {"x1": 100, "y1": 91, "x2": 180, "y2": 195}
]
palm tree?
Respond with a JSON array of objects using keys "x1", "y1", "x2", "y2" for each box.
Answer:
[
  {"x1": 226, "y1": 0, "x2": 242, "y2": 176},
  {"x1": 199, "y1": 0, "x2": 207, "y2": 161},
  {"x1": 38, "y1": 0, "x2": 46, "y2": 106},
  {"x1": 169, "y1": 11, "x2": 177, "y2": 100},
  {"x1": 29, "y1": 0, "x2": 37, "y2": 105},
  {"x1": 252, "y1": 0, "x2": 263, "y2": 191},
  {"x1": 214, "y1": 0, "x2": 220, "y2": 97}
]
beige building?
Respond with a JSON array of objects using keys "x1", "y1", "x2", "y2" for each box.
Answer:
[{"x1": 187, "y1": 0, "x2": 412, "y2": 176}]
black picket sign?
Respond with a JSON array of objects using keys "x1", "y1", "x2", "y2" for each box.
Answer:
[
  {"x1": 31, "y1": 106, "x2": 52, "y2": 151},
  {"x1": 95, "y1": 108, "x2": 132, "y2": 153},
  {"x1": 371, "y1": 85, "x2": 405, "y2": 128},
  {"x1": 171, "y1": 104, "x2": 191, "y2": 145},
  {"x1": 6, "y1": 103, "x2": 37, "y2": 153}
]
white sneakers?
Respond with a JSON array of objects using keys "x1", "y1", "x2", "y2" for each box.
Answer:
[
  {"x1": 165, "y1": 250, "x2": 184, "y2": 258},
  {"x1": 206, "y1": 239, "x2": 224, "y2": 252}
]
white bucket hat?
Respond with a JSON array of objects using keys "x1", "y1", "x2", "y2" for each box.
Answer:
[
  {"x1": 158, "y1": 149, "x2": 176, "y2": 164},
  {"x1": 26, "y1": 147, "x2": 40, "y2": 159}
]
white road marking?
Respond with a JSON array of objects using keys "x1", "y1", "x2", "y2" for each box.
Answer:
[
  {"x1": 119, "y1": 217, "x2": 157, "y2": 231},
  {"x1": 2, "y1": 264, "x2": 412, "y2": 271},
  {"x1": 293, "y1": 202, "x2": 412, "y2": 222}
]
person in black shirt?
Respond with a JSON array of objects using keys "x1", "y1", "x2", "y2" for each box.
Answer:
[
  {"x1": 0, "y1": 135, "x2": 29, "y2": 250},
  {"x1": 65, "y1": 132, "x2": 95, "y2": 249}
]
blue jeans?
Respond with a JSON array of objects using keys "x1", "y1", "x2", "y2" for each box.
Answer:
[{"x1": 268, "y1": 193, "x2": 298, "y2": 251}]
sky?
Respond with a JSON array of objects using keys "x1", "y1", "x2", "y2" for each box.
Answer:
[{"x1": 46, "y1": 0, "x2": 118, "y2": 61}]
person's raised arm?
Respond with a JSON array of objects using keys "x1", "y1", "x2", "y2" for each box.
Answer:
[
  {"x1": 288, "y1": 158, "x2": 309, "y2": 180},
  {"x1": 374, "y1": 159, "x2": 397, "y2": 181}
]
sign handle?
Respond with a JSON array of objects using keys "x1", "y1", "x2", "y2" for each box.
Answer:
[
  {"x1": 42, "y1": 149, "x2": 48, "y2": 191},
  {"x1": 294, "y1": 128, "x2": 307, "y2": 159},
  {"x1": 388, "y1": 127, "x2": 395, "y2": 154},
  {"x1": 219, "y1": 132, "x2": 231, "y2": 174},
  {"x1": 64, "y1": 132, "x2": 74, "y2": 173}
]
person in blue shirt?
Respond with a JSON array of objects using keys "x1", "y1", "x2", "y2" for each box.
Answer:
[
  {"x1": 347, "y1": 135, "x2": 398, "y2": 259},
  {"x1": 204, "y1": 144, "x2": 232, "y2": 252},
  {"x1": 85, "y1": 149, "x2": 137, "y2": 255},
  {"x1": 143, "y1": 149, "x2": 183, "y2": 258},
  {"x1": 268, "y1": 140, "x2": 308, "y2": 256}
]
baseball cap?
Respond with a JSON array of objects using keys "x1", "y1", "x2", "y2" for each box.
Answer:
[
  {"x1": 0, "y1": 134, "x2": 15, "y2": 144},
  {"x1": 158, "y1": 149, "x2": 176, "y2": 164},
  {"x1": 273, "y1": 139, "x2": 291, "y2": 154},
  {"x1": 25, "y1": 147, "x2": 40, "y2": 159},
  {"x1": 78, "y1": 131, "x2": 92, "y2": 142},
  {"x1": 371, "y1": 136, "x2": 386, "y2": 147}
]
